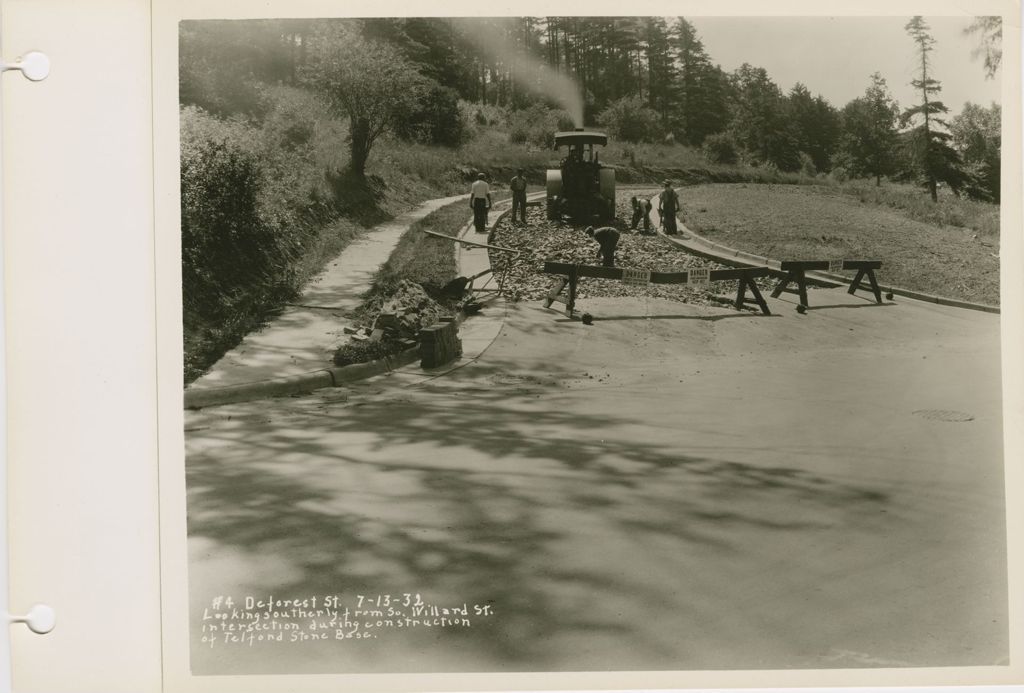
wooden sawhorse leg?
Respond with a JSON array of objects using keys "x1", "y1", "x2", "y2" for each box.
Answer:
[
  {"x1": 848, "y1": 269, "x2": 882, "y2": 303},
  {"x1": 772, "y1": 269, "x2": 809, "y2": 306},
  {"x1": 735, "y1": 277, "x2": 772, "y2": 315}
]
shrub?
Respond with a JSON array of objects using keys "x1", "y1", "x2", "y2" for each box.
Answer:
[
  {"x1": 333, "y1": 338, "x2": 409, "y2": 367},
  {"x1": 702, "y1": 132, "x2": 739, "y2": 165},
  {"x1": 396, "y1": 82, "x2": 467, "y2": 147},
  {"x1": 799, "y1": 151, "x2": 818, "y2": 177},
  {"x1": 596, "y1": 96, "x2": 663, "y2": 143},
  {"x1": 829, "y1": 165, "x2": 850, "y2": 183},
  {"x1": 506, "y1": 104, "x2": 574, "y2": 148}
]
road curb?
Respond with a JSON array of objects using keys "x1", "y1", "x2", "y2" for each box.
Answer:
[
  {"x1": 662, "y1": 220, "x2": 1000, "y2": 314},
  {"x1": 186, "y1": 194, "x2": 528, "y2": 410},
  {"x1": 184, "y1": 346, "x2": 421, "y2": 410}
]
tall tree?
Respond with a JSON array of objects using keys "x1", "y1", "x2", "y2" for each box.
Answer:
[
  {"x1": 837, "y1": 73, "x2": 900, "y2": 185},
  {"x1": 786, "y1": 84, "x2": 841, "y2": 173},
  {"x1": 951, "y1": 102, "x2": 1001, "y2": 201},
  {"x1": 728, "y1": 64, "x2": 798, "y2": 170},
  {"x1": 302, "y1": 26, "x2": 427, "y2": 177},
  {"x1": 902, "y1": 16, "x2": 965, "y2": 201}
]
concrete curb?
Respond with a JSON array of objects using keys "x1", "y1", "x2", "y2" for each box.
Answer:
[
  {"x1": 185, "y1": 193, "x2": 530, "y2": 410},
  {"x1": 184, "y1": 346, "x2": 420, "y2": 410},
  {"x1": 661, "y1": 220, "x2": 1000, "y2": 314}
]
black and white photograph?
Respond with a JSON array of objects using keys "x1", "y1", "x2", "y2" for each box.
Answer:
[{"x1": 178, "y1": 13, "x2": 1011, "y2": 679}]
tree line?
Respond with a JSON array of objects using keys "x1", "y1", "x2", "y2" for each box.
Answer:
[{"x1": 180, "y1": 16, "x2": 1002, "y2": 201}]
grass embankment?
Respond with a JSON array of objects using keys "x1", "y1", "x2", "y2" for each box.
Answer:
[
  {"x1": 681, "y1": 183, "x2": 1000, "y2": 305},
  {"x1": 353, "y1": 190, "x2": 517, "y2": 321}
]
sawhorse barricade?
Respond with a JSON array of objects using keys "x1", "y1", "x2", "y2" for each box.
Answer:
[
  {"x1": 542, "y1": 262, "x2": 772, "y2": 318},
  {"x1": 771, "y1": 260, "x2": 885, "y2": 309}
]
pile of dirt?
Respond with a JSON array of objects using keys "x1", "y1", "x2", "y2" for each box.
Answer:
[
  {"x1": 371, "y1": 279, "x2": 448, "y2": 341},
  {"x1": 490, "y1": 197, "x2": 775, "y2": 307}
]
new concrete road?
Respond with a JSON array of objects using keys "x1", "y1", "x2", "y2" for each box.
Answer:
[{"x1": 185, "y1": 286, "x2": 1006, "y2": 675}]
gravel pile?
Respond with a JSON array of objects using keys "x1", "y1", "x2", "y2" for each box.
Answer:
[{"x1": 490, "y1": 196, "x2": 776, "y2": 308}]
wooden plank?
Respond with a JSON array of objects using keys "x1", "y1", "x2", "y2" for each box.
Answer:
[
  {"x1": 734, "y1": 276, "x2": 746, "y2": 309},
  {"x1": 866, "y1": 269, "x2": 883, "y2": 303},
  {"x1": 544, "y1": 262, "x2": 770, "y2": 284},
  {"x1": 567, "y1": 266, "x2": 579, "y2": 317},
  {"x1": 771, "y1": 269, "x2": 799, "y2": 298},
  {"x1": 847, "y1": 268, "x2": 866, "y2": 296},
  {"x1": 780, "y1": 259, "x2": 882, "y2": 271},
  {"x1": 543, "y1": 278, "x2": 567, "y2": 308},
  {"x1": 746, "y1": 278, "x2": 772, "y2": 315},
  {"x1": 424, "y1": 229, "x2": 520, "y2": 254}
]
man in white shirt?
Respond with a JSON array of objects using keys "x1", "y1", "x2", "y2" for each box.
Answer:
[{"x1": 470, "y1": 173, "x2": 492, "y2": 233}]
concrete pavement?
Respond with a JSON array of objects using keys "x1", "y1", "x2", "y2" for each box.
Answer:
[
  {"x1": 187, "y1": 194, "x2": 467, "y2": 393},
  {"x1": 184, "y1": 284, "x2": 1006, "y2": 675}
]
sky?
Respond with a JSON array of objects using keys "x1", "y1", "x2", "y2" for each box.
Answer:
[{"x1": 688, "y1": 16, "x2": 1001, "y2": 116}]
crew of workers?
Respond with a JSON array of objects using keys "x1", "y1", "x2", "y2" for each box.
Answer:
[{"x1": 469, "y1": 173, "x2": 682, "y2": 263}]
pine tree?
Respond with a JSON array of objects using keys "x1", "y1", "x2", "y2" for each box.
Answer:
[{"x1": 902, "y1": 16, "x2": 966, "y2": 201}]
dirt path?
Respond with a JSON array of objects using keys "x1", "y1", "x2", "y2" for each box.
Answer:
[{"x1": 184, "y1": 286, "x2": 1006, "y2": 675}]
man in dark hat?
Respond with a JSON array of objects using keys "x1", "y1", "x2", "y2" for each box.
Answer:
[
  {"x1": 586, "y1": 225, "x2": 620, "y2": 267},
  {"x1": 658, "y1": 179, "x2": 681, "y2": 235},
  {"x1": 469, "y1": 172, "x2": 492, "y2": 233}
]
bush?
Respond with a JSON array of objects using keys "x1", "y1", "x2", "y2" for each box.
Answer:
[
  {"x1": 702, "y1": 132, "x2": 739, "y2": 165},
  {"x1": 506, "y1": 104, "x2": 575, "y2": 148},
  {"x1": 396, "y1": 82, "x2": 467, "y2": 147},
  {"x1": 180, "y1": 109, "x2": 280, "y2": 320},
  {"x1": 798, "y1": 151, "x2": 817, "y2": 177},
  {"x1": 829, "y1": 165, "x2": 850, "y2": 183},
  {"x1": 333, "y1": 338, "x2": 409, "y2": 367},
  {"x1": 596, "y1": 96, "x2": 663, "y2": 143}
]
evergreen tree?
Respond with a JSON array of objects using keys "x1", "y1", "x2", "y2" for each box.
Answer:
[
  {"x1": 902, "y1": 16, "x2": 967, "y2": 201},
  {"x1": 728, "y1": 64, "x2": 798, "y2": 170},
  {"x1": 837, "y1": 73, "x2": 900, "y2": 185},
  {"x1": 671, "y1": 18, "x2": 726, "y2": 145},
  {"x1": 964, "y1": 16, "x2": 1002, "y2": 79}
]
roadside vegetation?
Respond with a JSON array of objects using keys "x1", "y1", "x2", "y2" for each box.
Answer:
[
  {"x1": 181, "y1": 17, "x2": 1001, "y2": 382},
  {"x1": 682, "y1": 184, "x2": 1000, "y2": 306}
]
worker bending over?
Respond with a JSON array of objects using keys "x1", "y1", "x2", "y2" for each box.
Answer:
[
  {"x1": 630, "y1": 195, "x2": 653, "y2": 233},
  {"x1": 586, "y1": 226, "x2": 620, "y2": 267}
]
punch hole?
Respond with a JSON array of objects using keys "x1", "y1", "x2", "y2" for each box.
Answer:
[
  {"x1": 10, "y1": 604, "x2": 56, "y2": 634},
  {"x1": 1, "y1": 51, "x2": 50, "y2": 81}
]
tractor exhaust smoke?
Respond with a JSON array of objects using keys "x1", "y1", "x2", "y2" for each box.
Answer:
[{"x1": 452, "y1": 19, "x2": 584, "y2": 127}]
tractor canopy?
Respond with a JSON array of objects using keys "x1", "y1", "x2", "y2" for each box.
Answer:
[{"x1": 553, "y1": 131, "x2": 609, "y2": 148}]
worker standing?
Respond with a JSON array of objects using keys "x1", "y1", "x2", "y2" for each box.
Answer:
[
  {"x1": 658, "y1": 180, "x2": 681, "y2": 235},
  {"x1": 509, "y1": 170, "x2": 528, "y2": 224},
  {"x1": 470, "y1": 173, "x2": 492, "y2": 234},
  {"x1": 586, "y1": 226, "x2": 620, "y2": 267}
]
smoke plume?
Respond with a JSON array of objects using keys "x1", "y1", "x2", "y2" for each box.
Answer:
[{"x1": 453, "y1": 19, "x2": 584, "y2": 127}]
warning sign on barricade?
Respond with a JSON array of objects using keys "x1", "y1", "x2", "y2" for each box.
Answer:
[
  {"x1": 687, "y1": 268, "x2": 710, "y2": 286},
  {"x1": 622, "y1": 268, "x2": 651, "y2": 286}
]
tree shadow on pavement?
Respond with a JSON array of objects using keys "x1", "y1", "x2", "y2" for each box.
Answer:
[{"x1": 185, "y1": 354, "x2": 892, "y2": 673}]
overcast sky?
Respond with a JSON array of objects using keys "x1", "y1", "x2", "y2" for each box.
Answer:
[{"x1": 688, "y1": 16, "x2": 1001, "y2": 116}]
